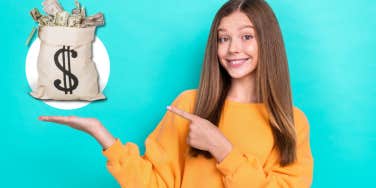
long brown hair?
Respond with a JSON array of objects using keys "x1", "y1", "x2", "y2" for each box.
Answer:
[{"x1": 191, "y1": 0, "x2": 296, "y2": 166}]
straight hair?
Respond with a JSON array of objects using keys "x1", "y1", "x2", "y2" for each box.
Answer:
[{"x1": 191, "y1": 0, "x2": 296, "y2": 166}]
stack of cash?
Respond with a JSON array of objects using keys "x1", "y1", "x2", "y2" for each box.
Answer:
[{"x1": 30, "y1": 0, "x2": 104, "y2": 28}]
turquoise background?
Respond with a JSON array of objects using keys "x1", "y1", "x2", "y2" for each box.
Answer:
[{"x1": 0, "y1": 0, "x2": 375, "y2": 187}]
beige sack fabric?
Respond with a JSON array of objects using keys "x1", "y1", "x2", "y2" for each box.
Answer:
[{"x1": 30, "y1": 26, "x2": 105, "y2": 101}]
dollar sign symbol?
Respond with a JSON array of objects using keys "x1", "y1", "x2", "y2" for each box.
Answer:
[{"x1": 53, "y1": 46, "x2": 79, "y2": 94}]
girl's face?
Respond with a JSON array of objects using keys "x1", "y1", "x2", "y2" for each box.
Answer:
[{"x1": 217, "y1": 11, "x2": 259, "y2": 80}]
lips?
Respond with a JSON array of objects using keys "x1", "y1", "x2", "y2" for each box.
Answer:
[{"x1": 227, "y1": 58, "x2": 249, "y2": 68}]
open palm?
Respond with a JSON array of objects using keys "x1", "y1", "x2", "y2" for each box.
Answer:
[
  {"x1": 39, "y1": 116, "x2": 101, "y2": 134},
  {"x1": 39, "y1": 115, "x2": 116, "y2": 149}
]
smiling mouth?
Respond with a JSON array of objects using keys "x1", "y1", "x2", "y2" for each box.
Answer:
[{"x1": 227, "y1": 58, "x2": 250, "y2": 66}]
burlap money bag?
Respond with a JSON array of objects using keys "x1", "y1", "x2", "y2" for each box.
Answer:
[{"x1": 30, "y1": 26, "x2": 105, "y2": 101}]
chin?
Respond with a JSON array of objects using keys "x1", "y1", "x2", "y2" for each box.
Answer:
[
  {"x1": 229, "y1": 73, "x2": 251, "y2": 79},
  {"x1": 226, "y1": 68, "x2": 256, "y2": 80}
]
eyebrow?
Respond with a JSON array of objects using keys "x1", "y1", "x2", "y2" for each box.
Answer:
[
  {"x1": 239, "y1": 25, "x2": 254, "y2": 30},
  {"x1": 217, "y1": 25, "x2": 255, "y2": 32}
]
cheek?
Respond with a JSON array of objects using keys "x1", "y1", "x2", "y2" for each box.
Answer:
[
  {"x1": 217, "y1": 44, "x2": 228, "y2": 60},
  {"x1": 244, "y1": 42, "x2": 258, "y2": 61}
]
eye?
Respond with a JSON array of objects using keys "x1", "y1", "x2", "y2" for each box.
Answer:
[
  {"x1": 242, "y1": 34, "x2": 254, "y2": 40},
  {"x1": 218, "y1": 36, "x2": 229, "y2": 43}
]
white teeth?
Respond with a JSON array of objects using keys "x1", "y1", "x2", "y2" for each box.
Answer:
[{"x1": 229, "y1": 59, "x2": 248, "y2": 65}]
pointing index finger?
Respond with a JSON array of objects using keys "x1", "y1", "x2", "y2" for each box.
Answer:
[{"x1": 167, "y1": 106, "x2": 196, "y2": 121}]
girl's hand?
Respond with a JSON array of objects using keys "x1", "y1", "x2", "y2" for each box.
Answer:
[
  {"x1": 39, "y1": 116, "x2": 101, "y2": 134},
  {"x1": 167, "y1": 106, "x2": 233, "y2": 162},
  {"x1": 38, "y1": 116, "x2": 116, "y2": 149}
]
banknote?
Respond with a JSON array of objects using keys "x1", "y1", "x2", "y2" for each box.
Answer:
[
  {"x1": 54, "y1": 11, "x2": 70, "y2": 26},
  {"x1": 30, "y1": 8, "x2": 43, "y2": 22},
  {"x1": 67, "y1": 14, "x2": 83, "y2": 27},
  {"x1": 42, "y1": 0, "x2": 63, "y2": 15},
  {"x1": 29, "y1": 0, "x2": 105, "y2": 28},
  {"x1": 82, "y1": 12, "x2": 104, "y2": 27}
]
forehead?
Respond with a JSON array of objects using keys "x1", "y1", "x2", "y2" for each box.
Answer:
[{"x1": 218, "y1": 11, "x2": 254, "y2": 32}]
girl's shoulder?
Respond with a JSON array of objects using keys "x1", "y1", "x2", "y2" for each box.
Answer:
[
  {"x1": 176, "y1": 89, "x2": 197, "y2": 101},
  {"x1": 171, "y1": 89, "x2": 197, "y2": 113},
  {"x1": 292, "y1": 106, "x2": 310, "y2": 134}
]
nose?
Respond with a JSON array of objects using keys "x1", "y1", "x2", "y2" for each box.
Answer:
[{"x1": 228, "y1": 38, "x2": 241, "y2": 54}]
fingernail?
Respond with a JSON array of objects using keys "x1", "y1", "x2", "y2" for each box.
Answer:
[{"x1": 166, "y1": 106, "x2": 171, "y2": 110}]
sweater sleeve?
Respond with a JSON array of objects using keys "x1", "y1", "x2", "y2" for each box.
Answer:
[
  {"x1": 102, "y1": 90, "x2": 195, "y2": 188},
  {"x1": 215, "y1": 107, "x2": 314, "y2": 188}
]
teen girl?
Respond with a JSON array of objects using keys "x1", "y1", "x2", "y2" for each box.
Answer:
[{"x1": 40, "y1": 0, "x2": 313, "y2": 187}]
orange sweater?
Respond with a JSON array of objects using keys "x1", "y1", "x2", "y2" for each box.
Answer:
[{"x1": 102, "y1": 89, "x2": 313, "y2": 188}]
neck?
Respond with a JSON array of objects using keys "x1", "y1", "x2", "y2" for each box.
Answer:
[{"x1": 227, "y1": 73, "x2": 257, "y2": 103}]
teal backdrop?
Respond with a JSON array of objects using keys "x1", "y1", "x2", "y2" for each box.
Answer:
[{"x1": 0, "y1": 0, "x2": 375, "y2": 187}]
